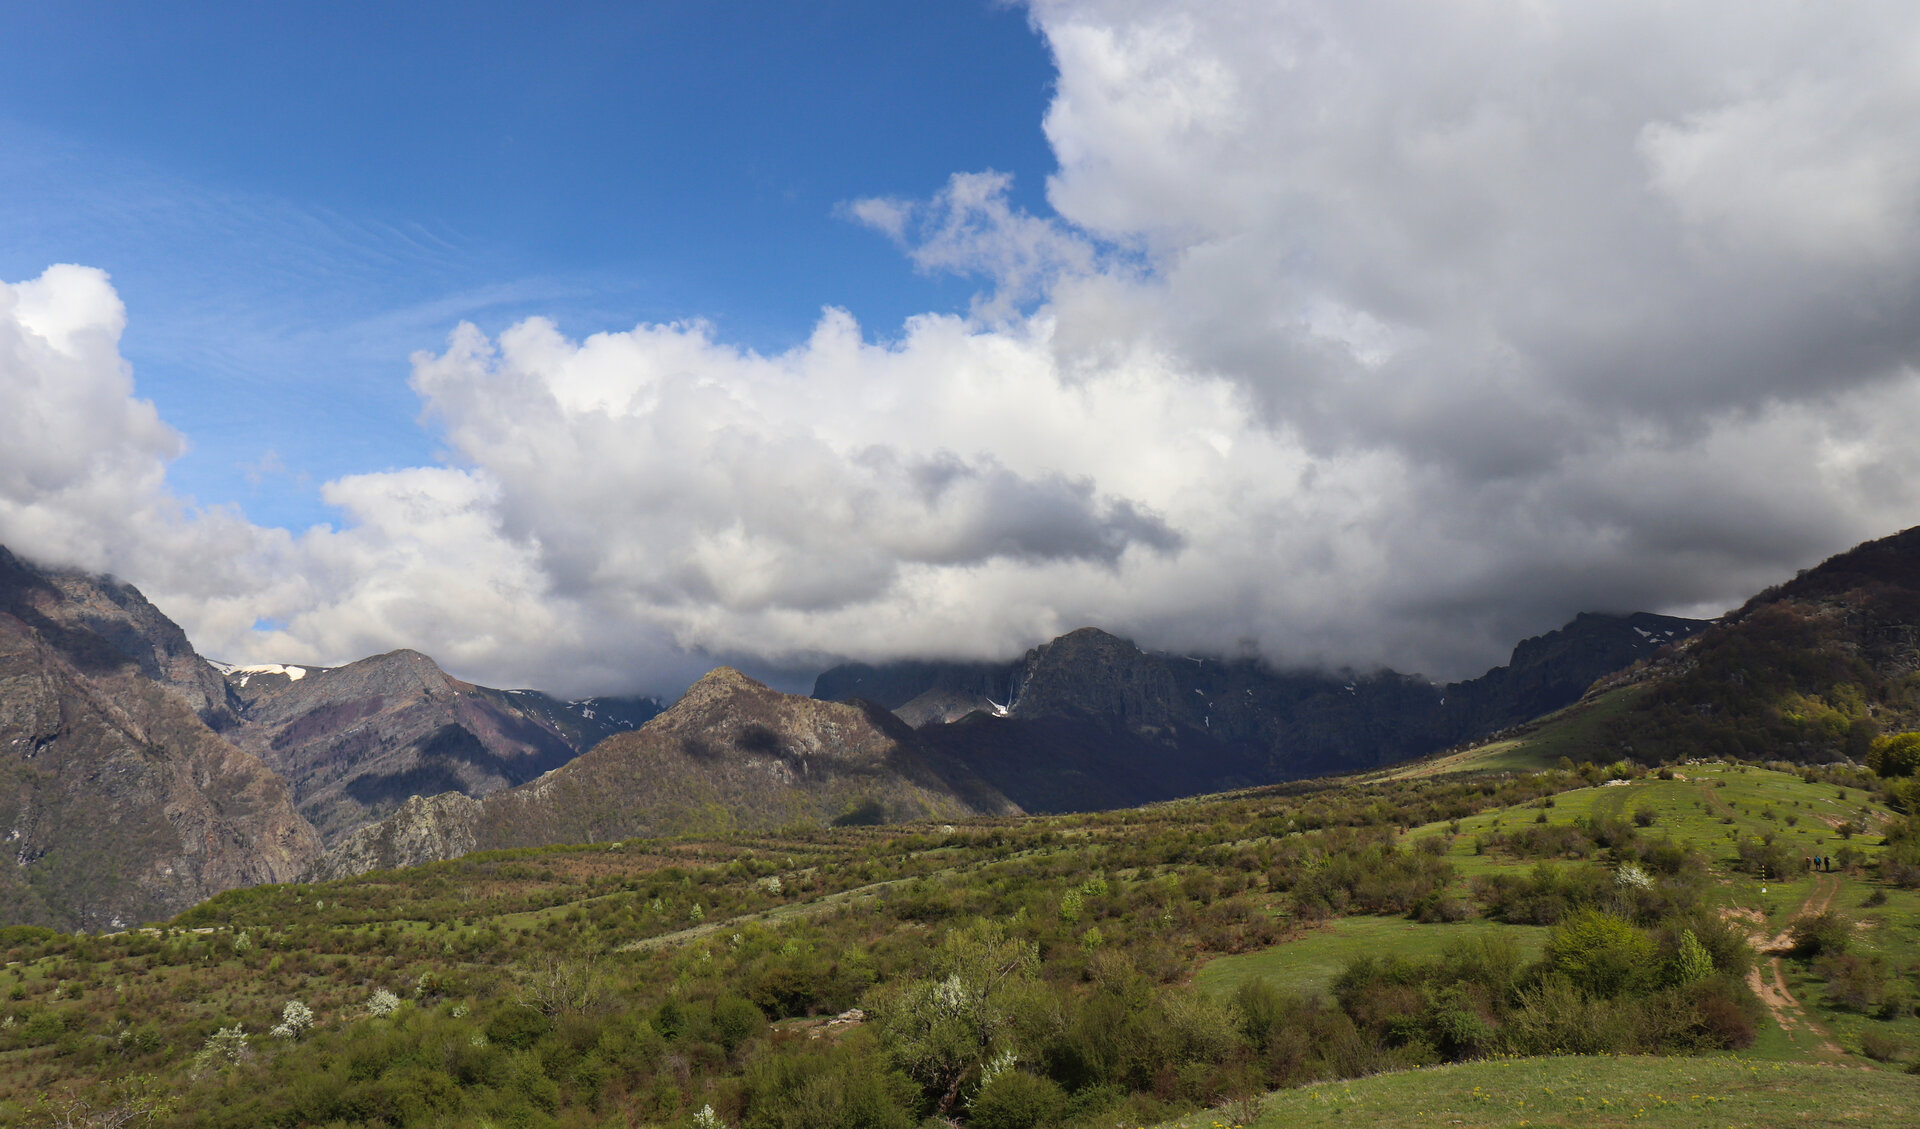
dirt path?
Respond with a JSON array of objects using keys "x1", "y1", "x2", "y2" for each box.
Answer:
[
  {"x1": 614, "y1": 877, "x2": 898, "y2": 952},
  {"x1": 1740, "y1": 873, "x2": 1848, "y2": 1060}
]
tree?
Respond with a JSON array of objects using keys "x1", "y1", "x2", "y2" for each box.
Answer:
[
  {"x1": 1671, "y1": 930, "x2": 1715, "y2": 986},
  {"x1": 518, "y1": 955, "x2": 605, "y2": 1017},
  {"x1": 867, "y1": 920, "x2": 1044, "y2": 1115},
  {"x1": 1869, "y1": 732, "x2": 1920, "y2": 777}
]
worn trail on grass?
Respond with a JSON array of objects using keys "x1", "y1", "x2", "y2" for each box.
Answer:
[
  {"x1": 1743, "y1": 873, "x2": 1847, "y2": 1060},
  {"x1": 613, "y1": 847, "x2": 1051, "y2": 953}
]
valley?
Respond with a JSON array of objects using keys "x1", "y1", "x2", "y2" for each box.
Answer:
[{"x1": 10, "y1": 526, "x2": 1920, "y2": 1125}]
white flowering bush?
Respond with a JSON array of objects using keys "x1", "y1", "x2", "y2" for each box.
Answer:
[
  {"x1": 365, "y1": 988, "x2": 402, "y2": 1017},
  {"x1": 692, "y1": 1103, "x2": 727, "y2": 1128},
  {"x1": 192, "y1": 1025, "x2": 250, "y2": 1074},
  {"x1": 269, "y1": 1000, "x2": 313, "y2": 1040}
]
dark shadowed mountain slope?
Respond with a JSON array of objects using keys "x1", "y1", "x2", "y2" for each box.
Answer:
[
  {"x1": 0, "y1": 547, "x2": 319, "y2": 931},
  {"x1": 217, "y1": 649, "x2": 662, "y2": 846},
  {"x1": 1439, "y1": 611, "x2": 1707, "y2": 739},
  {"x1": 817, "y1": 613, "x2": 1709, "y2": 811},
  {"x1": 1564, "y1": 525, "x2": 1920, "y2": 765},
  {"x1": 319, "y1": 667, "x2": 1019, "y2": 877}
]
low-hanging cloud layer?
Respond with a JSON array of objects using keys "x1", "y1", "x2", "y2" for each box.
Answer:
[{"x1": 5, "y1": 0, "x2": 1920, "y2": 696}]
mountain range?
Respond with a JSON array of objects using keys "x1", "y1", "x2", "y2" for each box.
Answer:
[
  {"x1": 318, "y1": 665, "x2": 1020, "y2": 878},
  {"x1": 0, "y1": 546, "x2": 658, "y2": 930},
  {"x1": 813, "y1": 611, "x2": 1706, "y2": 811},
  {"x1": 15, "y1": 522, "x2": 1920, "y2": 929},
  {"x1": 214, "y1": 649, "x2": 659, "y2": 845}
]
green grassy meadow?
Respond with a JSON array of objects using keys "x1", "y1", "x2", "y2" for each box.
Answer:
[
  {"x1": 1171, "y1": 760, "x2": 1920, "y2": 1126},
  {"x1": 1196, "y1": 917, "x2": 1551, "y2": 999},
  {"x1": 1162, "y1": 1055, "x2": 1920, "y2": 1129}
]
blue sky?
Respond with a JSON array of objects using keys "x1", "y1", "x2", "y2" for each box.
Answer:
[
  {"x1": 1, "y1": 0, "x2": 1055, "y2": 531},
  {"x1": 5, "y1": 2, "x2": 1919, "y2": 696}
]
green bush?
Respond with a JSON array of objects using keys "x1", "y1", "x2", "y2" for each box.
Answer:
[
  {"x1": 969, "y1": 1069, "x2": 1066, "y2": 1129},
  {"x1": 713, "y1": 995, "x2": 766, "y2": 1056},
  {"x1": 1788, "y1": 911, "x2": 1852, "y2": 958},
  {"x1": 1545, "y1": 910, "x2": 1656, "y2": 997},
  {"x1": 486, "y1": 1006, "x2": 551, "y2": 1050}
]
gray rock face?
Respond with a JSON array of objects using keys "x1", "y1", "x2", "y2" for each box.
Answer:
[
  {"x1": 0, "y1": 547, "x2": 320, "y2": 931},
  {"x1": 218, "y1": 650, "x2": 661, "y2": 847},
  {"x1": 311, "y1": 791, "x2": 482, "y2": 880}
]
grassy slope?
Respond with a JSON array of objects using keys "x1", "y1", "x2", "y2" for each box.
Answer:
[
  {"x1": 1370, "y1": 684, "x2": 1651, "y2": 781},
  {"x1": 1175, "y1": 761, "x2": 1920, "y2": 1128},
  {"x1": 1195, "y1": 917, "x2": 1550, "y2": 1000},
  {"x1": 8, "y1": 751, "x2": 1920, "y2": 1126},
  {"x1": 1166, "y1": 1056, "x2": 1918, "y2": 1129}
]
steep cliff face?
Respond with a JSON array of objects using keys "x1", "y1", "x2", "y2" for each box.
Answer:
[
  {"x1": 219, "y1": 649, "x2": 660, "y2": 846},
  {"x1": 312, "y1": 791, "x2": 482, "y2": 880},
  {"x1": 320, "y1": 667, "x2": 1018, "y2": 878},
  {"x1": 0, "y1": 548, "x2": 319, "y2": 931},
  {"x1": 0, "y1": 547, "x2": 243, "y2": 730}
]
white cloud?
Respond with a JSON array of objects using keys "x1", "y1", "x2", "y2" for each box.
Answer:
[
  {"x1": 847, "y1": 171, "x2": 1100, "y2": 321},
  {"x1": 7, "y1": 2, "x2": 1920, "y2": 697}
]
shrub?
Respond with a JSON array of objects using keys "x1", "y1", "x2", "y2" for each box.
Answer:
[
  {"x1": 969, "y1": 1069, "x2": 1066, "y2": 1129},
  {"x1": 365, "y1": 988, "x2": 402, "y2": 1017},
  {"x1": 712, "y1": 996, "x2": 766, "y2": 1056},
  {"x1": 1545, "y1": 910, "x2": 1656, "y2": 998},
  {"x1": 1861, "y1": 1028, "x2": 1911, "y2": 1064},
  {"x1": 1788, "y1": 912, "x2": 1852, "y2": 958},
  {"x1": 270, "y1": 999, "x2": 314, "y2": 1040},
  {"x1": 1685, "y1": 978, "x2": 1760, "y2": 1049},
  {"x1": 1503, "y1": 977, "x2": 1621, "y2": 1055},
  {"x1": 1814, "y1": 952, "x2": 1886, "y2": 1012},
  {"x1": 1734, "y1": 836, "x2": 1795, "y2": 879}
]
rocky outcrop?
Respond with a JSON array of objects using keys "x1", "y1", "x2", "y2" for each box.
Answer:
[
  {"x1": 321, "y1": 667, "x2": 1019, "y2": 877},
  {"x1": 311, "y1": 791, "x2": 481, "y2": 880},
  {"x1": 0, "y1": 547, "x2": 319, "y2": 931},
  {"x1": 219, "y1": 649, "x2": 660, "y2": 846}
]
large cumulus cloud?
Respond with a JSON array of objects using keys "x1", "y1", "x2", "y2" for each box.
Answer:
[{"x1": 6, "y1": 0, "x2": 1920, "y2": 695}]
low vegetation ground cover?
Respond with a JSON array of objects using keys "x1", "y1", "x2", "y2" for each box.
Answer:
[
  {"x1": 1157, "y1": 1055, "x2": 1920, "y2": 1129},
  {"x1": 5, "y1": 755, "x2": 1920, "y2": 1127},
  {"x1": 1194, "y1": 917, "x2": 1550, "y2": 1000}
]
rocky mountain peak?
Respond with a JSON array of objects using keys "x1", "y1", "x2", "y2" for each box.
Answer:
[
  {"x1": 0, "y1": 545, "x2": 241, "y2": 728},
  {"x1": 1013, "y1": 626, "x2": 1175, "y2": 727},
  {"x1": 0, "y1": 545, "x2": 319, "y2": 930}
]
